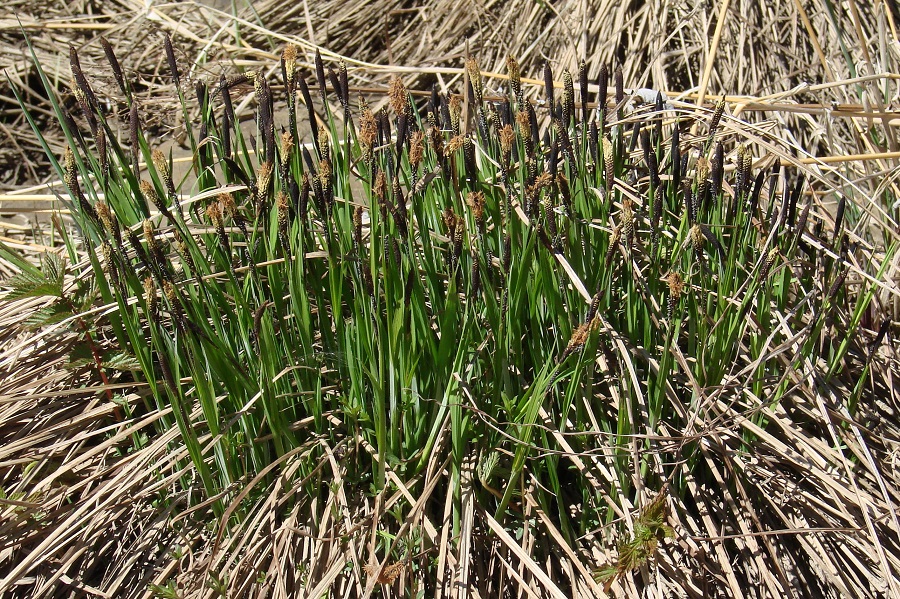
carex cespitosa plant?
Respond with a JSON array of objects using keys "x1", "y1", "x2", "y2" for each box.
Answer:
[{"x1": 9, "y1": 36, "x2": 885, "y2": 584}]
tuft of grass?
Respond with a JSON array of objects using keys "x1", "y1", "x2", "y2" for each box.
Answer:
[{"x1": 2, "y1": 34, "x2": 899, "y2": 597}]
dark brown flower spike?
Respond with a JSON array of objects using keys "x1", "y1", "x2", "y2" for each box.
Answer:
[
  {"x1": 63, "y1": 147, "x2": 99, "y2": 227},
  {"x1": 543, "y1": 62, "x2": 555, "y2": 113},
  {"x1": 597, "y1": 64, "x2": 609, "y2": 117},
  {"x1": 670, "y1": 123, "x2": 680, "y2": 190},
  {"x1": 69, "y1": 45, "x2": 99, "y2": 111},
  {"x1": 711, "y1": 142, "x2": 724, "y2": 201},
  {"x1": 163, "y1": 33, "x2": 180, "y2": 91},
  {"x1": 794, "y1": 198, "x2": 810, "y2": 248},
  {"x1": 651, "y1": 185, "x2": 663, "y2": 252},
  {"x1": 297, "y1": 76, "x2": 318, "y2": 154},
  {"x1": 100, "y1": 37, "x2": 127, "y2": 97},
  {"x1": 353, "y1": 205, "x2": 364, "y2": 250},
  {"x1": 172, "y1": 229, "x2": 196, "y2": 274},
  {"x1": 562, "y1": 69, "x2": 574, "y2": 127},
  {"x1": 614, "y1": 66, "x2": 624, "y2": 119},
  {"x1": 143, "y1": 219, "x2": 169, "y2": 281},
  {"x1": 833, "y1": 196, "x2": 846, "y2": 244},
  {"x1": 579, "y1": 60, "x2": 589, "y2": 124},
  {"x1": 314, "y1": 49, "x2": 327, "y2": 102},
  {"x1": 787, "y1": 175, "x2": 805, "y2": 229},
  {"x1": 299, "y1": 173, "x2": 310, "y2": 220},
  {"x1": 391, "y1": 177, "x2": 408, "y2": 239},
  {"x1": 96, "y1": 129, "x2": 108, "y2": 184},
  {"x1": 339, "y1": 60, "x2": 349, "y2": 112}
]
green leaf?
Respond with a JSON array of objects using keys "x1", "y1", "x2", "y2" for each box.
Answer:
[
  {"x1": 66, "y1": 343, "x2": 94, "y2": 369},
  {"x1": 0, "y1": 240, "x2": 41, "y2": 277},
  {"x1": 22, "y1": 303, "x2": 73, "y2": 330},
  {"x1": 1, "y1": 253, "x2": 66, "y2": 300},
  {"x1": 103, "y1": 351, "x2": 142, "y2": 371}
]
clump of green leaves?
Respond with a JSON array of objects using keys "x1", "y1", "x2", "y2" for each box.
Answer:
[{"x1": 4, "y1": 35, "x2": 890, "y2": 594}]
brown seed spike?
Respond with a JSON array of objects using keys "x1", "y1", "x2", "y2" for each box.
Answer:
[
  {"x1": 689, "y1": 224, "x2": 705, "y2": 255},
  {"x1": 364, "y1": 562, "x2": 404, "y2": 585},
  {"x1": 409, "y1": 130, "x2": 425, "y2": 167},
  {"x1": 63, "y1": 147, "x2": 77, "y2": 189},
  {"x1": 144, "y1": 277, "x2": 158, "y2": 323},
  {"x1": 219, "y1": 192, "x2": 238, "y2": 220},
  {"x1": 651, "y1": 186, "x2": 663, "y2": 251},
  {"x1": 467, "y1": 191, "x2": 486, "y2": 232},
  {"x1": 705, "y1": 98, "x2": 725, "y2": 151},
  {"x1": 466, "y1": 57, "x2": 483, "y2": 105},
  {"x1": 280, "y1": 131, "x2": 294, "y2": 167},
  {"x1": 622, "y1": 197, "x2": 635, "y2": 246},
  {"x1": 694, "y1": 156, "x2": 710, "y2": 223},
  {"x1": 151, "y1": 150, "x2": 175, "y2": 198},
  {"x1": 141, "y1": 180, "x2": 172, "y2": 220},
  {"x1": 449, "y1": 96, "x2": 462, "y2": 136},
  {"x1": 96, "y1": 202, "x2": 120, "y2": 245},
  {"x1": 445, "y1": 135, "x2": 465, "y2": 157},
  {"x1": 506, "y1": 56, "x2": 521, "y2": 104},
  {"x1": 562, "y1": 316, "x2": 600, "y2": 361},
  {"x1": 515, "y1": 110, "x2": 534, "y2": 158},
  {"x1": 603, "y1": 136, "x2": 615, "y2": 194},
  {"x1": 283, "y1": 44, "x2": 297, "y2": 84},
  {"x1": 277, "y1": 191, "x2": 290, "y2": 252},
  {"x1": 318, "y1": 125, "x2": 330, "y2": 163},
  {"x1": 389, "y1": 76, "x2": 408, "y2": 117},
  {"x1": 502, "y1": 233, "x2": 511, "y2": 274},
  {"x1": 256, "y1": 162, "x2": 273, "y2": 210},
  {"x1": 500, "y1": 124, "x2": 515, "y2": 168},
  {"x1": 162, "y1": 279, "x2": 185, "y2": 331},
  {"x1": 172, "y1": 230, "x2": 196, "y2": 274},
  {"x1": 143, "y1": 219, "x2": 167, "y2": 278},
  {"x1": 359, "y1": 102, "x2": 378, "y2": 163},
  {"x1": 759, "y1": 246, "x2": 779, "y2": 282},
  {"x1": 100, "y1": 241, "x2": 116, "y2": 277},
  {"x1": 662, "y1": 271, "x2": 684, "y2": 322},
  {"x1": 605, "y1": 224, "x2": 622, "y2": 267}
]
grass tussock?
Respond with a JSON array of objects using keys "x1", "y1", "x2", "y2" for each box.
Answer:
[{"x1": 0, "y1": 17, "x2": 899, "y2": 599}]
